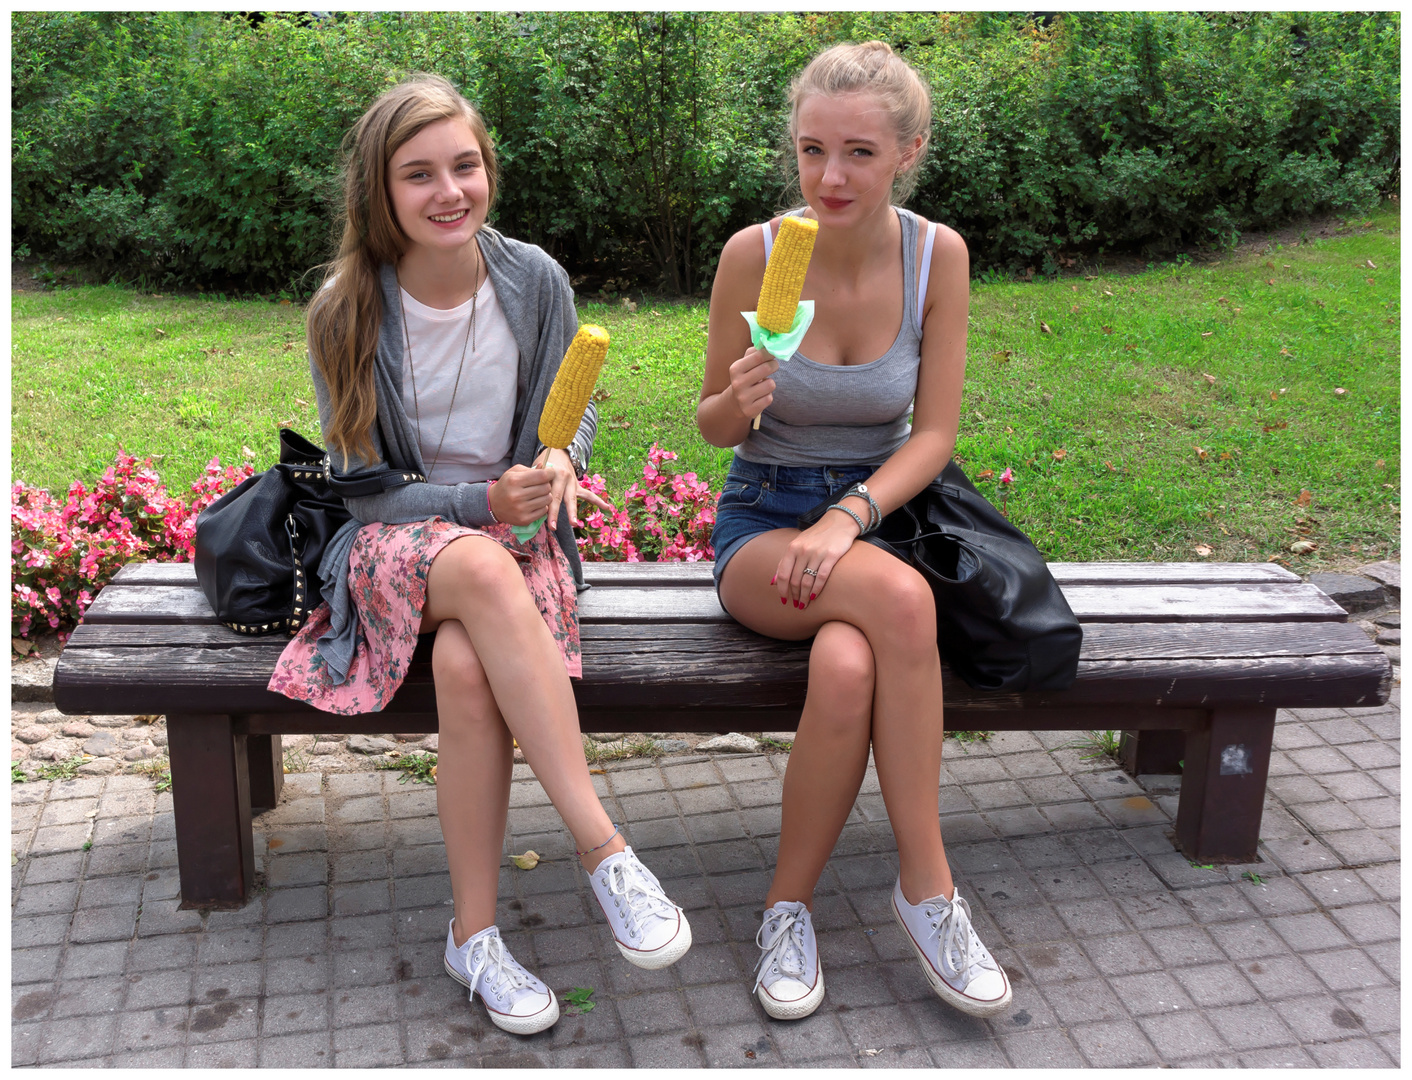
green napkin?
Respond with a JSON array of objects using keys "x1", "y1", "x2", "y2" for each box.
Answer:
[{"x1": 742, "y1": 300, "x2": 815, "y2": 361}]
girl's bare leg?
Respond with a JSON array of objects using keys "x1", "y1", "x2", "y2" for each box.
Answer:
[
  {"x1": 721, "y1": 532, "x2": 954, "y2": 905},
  {"x1": 431, "y1": 620, "x2": 513, "y2": 947},
  {"x1": 765, "y1": 621, "x2": 875, "y2": 910},
  {"x1": 421, "y1": 536, "x2": 625, "y2": 874}
]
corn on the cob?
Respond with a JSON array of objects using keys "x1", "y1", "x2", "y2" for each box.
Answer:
[
  {"x1": 756, "y1": 216, "x2": 818, "y2": 333},
  {"x1": 538, "y1": 324, "x2": 610, "y2": 449}
]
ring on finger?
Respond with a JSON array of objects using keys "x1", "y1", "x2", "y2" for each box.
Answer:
[{"x1": 802, "y1": 567, "x2": 818, "y2": 577}]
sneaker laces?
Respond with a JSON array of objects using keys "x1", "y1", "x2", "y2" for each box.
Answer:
[
  {"x1": 467, "y1": 933, "x2": 533, "y2": 1001},
  {"x1": 752, "y1": 908, "x2": 807, "y2": 993},
  {"x1": 603, "y1": 857, "x2": 677, "y2": 939},
  {"x1": 925, "y1": 894, "x2": 997, "y2": 988}
]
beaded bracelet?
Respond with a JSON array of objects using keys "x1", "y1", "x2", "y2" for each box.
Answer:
[
  {"x1": 844, "y1": 483, "x2": 883, "y2": 532},
  {"x1": 828, "y1": 502, "x2": 868, "y2": 535}
]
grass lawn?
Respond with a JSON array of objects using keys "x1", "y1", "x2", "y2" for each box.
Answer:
[{"x1": 12, "y1": 205, "x2": 1399, "y2": 567}]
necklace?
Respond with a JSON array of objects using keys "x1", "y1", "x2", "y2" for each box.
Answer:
[{"x1": 399, "y1": 243, "x2": 482, "y2": 474}]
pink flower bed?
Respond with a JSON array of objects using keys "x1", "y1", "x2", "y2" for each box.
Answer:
[{"x1": 12, "y1": 443, "x2": 718, "y2": 639}]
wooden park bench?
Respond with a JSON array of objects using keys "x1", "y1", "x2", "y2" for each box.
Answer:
[{"x1": 54, "y1": 560, "x2": 1391, "y2": 908}]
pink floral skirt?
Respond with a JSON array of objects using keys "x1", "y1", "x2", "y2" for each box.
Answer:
[{"x1": 269, "y1": 517, "x2": 581, "y2": 716}]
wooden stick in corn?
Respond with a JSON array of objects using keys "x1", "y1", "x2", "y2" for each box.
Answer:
[
  {"x1": 538, "y1": 324, "x2": 610, "y2": 450},
  {"x1": 756, "y1": 215, "x2": 818, "y2": 333}
]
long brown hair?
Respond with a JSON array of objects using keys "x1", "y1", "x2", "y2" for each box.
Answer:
[{"x1": 307, "y1": 74, "x2": 499, "y2": 467}]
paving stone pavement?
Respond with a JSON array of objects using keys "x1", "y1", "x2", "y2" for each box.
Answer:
[{"x1": 11, "y1": 688, "x2": 1399, "y2": 1067}]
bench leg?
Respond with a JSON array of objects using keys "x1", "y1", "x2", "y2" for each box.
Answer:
[
  {"x1": 167, "y1": 714, "x2": 255, "y2": 909},
  {"x1": 247, "y1": 734, "x2": 284, "y2": 812},
  {"x1": 1174, "y1": 706, "x2": 1276, "y2": 863},
  {"x1": 1119, "y1": 730, "x2": 1185, "y2": 775}
]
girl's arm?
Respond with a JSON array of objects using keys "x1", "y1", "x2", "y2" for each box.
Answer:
[{"x1": 697, "y1": 224, "x2": 782, "y2": 448}]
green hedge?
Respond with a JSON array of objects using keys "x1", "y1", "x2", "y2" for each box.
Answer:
[{"x1": 12, "y1": 11, "x2": 1399, "y2": 293}]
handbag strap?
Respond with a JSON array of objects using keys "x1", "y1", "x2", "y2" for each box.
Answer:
[{"x1": 323, "y1": 458, "x2": 426, "y2": 498}]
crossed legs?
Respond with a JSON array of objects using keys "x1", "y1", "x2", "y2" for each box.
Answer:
[
  {"x1": 721, "y1": 531, "x2": 954, "y2": 908},
  {"x1": 422, "y1": 535, "x2": 625, "y2": 946}
]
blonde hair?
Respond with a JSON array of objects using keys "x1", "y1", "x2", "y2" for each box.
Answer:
[
  {"x1": 308, "y1": 74, "x2": 498, "y2": 467},
  {"x1": 787, "y1": 41, "x2": 932, "y2": 204}
]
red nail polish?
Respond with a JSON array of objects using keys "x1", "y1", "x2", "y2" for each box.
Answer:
[
  {"x1": 781, "y1": 597, "x2": 787, "y2": 605},
  {"x1": 770, "y1": 575, "x2": 777, "y2": 585},
  {"x1": 810, "y1": 593, "x2": 817, "y2": 601}
]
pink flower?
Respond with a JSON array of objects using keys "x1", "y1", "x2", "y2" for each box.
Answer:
[{"x1": 999, "y1": 467, "x2": 1014, "y2": 485}]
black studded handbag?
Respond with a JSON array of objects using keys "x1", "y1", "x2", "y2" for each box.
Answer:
[
  {"x1": 799, "y1": 460, "x2": 1082, "y2": 692},
  {"x1": 193, "y1": 428, "x2": 423, "y2": 636}
]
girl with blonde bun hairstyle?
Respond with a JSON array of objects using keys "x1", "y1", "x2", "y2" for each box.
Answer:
[{"x1": 698, "y1": 41, "x2": 1012, "y2": 1021}]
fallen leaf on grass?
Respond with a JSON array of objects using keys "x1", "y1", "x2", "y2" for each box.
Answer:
[
  {"x1": 1070, "y1": 305, "x2": 1081, "y2": 314},
  {"x1": 1219, "y1": 452, "x2": 1233, "y2": 461},
  {"x1": 1366, "y1": 260, "x2": 1377, "y2": 270},
  {"x1": 1052, "y1": 448, "x2": 1066, "y2": 461},
  {"x1": 1333, "y1": 387, "x2": 1347, "y2": 396},
  {"x1": 1039, "y1": 321, "x2": 1052, "y2": 334},
  {"x1": 1232, "y1": 306, "x2": 1242, "y2": 313},
  {"x1": 1263, "y1": 421, "x2": 1287, "y2": 433},
  {"x1": 1200, "y1": 331, "x2": 1213, "y2": 338},
  {"x1": 242, "y1": 446, "x2": 257, "y2": 458},
  {"x1": 429, "y1": 764, "x2": 437, "y2": 781},
  {"x1": 1266, "y1": 260, "x2": 1276, "y2": 270},
  {"x1": 1201, "y1": 373, "x2": 1217, "y2": 385},
  {"x1": 1194, "y1": 544, "x2": 1213, "y2": 557},
  {"x1": 591, "y1": 387, "x2": 611, "y2": 402},
  {"x1": 1104, "y1": 461, "x2": 1116, "y2": 472},
  {"x1": 1295, "y1": 490, "x2": 1312, "y2": 507},
  {"x1": 1124, "y1": 343, "x2": 1137, "y2": 351},
  {"x1": 992, "y1": 350, "x2": 1013, "y2": 362},
  {"x1": 1366, "y1": 278, "x2": 1376, "y2": 286},
  {"x1": 1101, "y1": 325, "x2": 1113, "y2": 334},
  {"x1": 1266, "y1": 279, "x2": 1275, "y2": 286},
  {"x1": 1279, "y1": 347, "x2": 1292, "y2": 356},
  {"x1": 155, "y1": 328, "x2": 167, "y2": 337},
  {"x1": 12, "y1": 638, "x2": 33, "y2": 656},
  {"x1": 1291, "y1": 540, "x2": 1318, "y2": 555},
  {"x1": 1193, "y1": 446, "x2": 1209, "y2": 462},
  {"x1": 1104, "y1": 289, "x2": 1113, "y2": 296},
  {"x1": 588, "y1": 768, "x2": 605, "y2": 775},
  {"x1": 1375, "y1": 459, "x2": 1385, "y2": 468},
  {"x1": 511, "y1": 850, "x2": 541, "y2": 871},
  {"x1": 976, "y1": 469, "x2": 995, "y2": 480}
]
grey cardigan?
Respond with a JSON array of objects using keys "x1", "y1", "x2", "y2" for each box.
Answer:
[{"x1": 309, "y1": 226, "x2": 597, "y2": 685}]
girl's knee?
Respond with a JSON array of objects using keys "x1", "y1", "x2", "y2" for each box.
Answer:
[
  {"x1": 810, "y1": 622, "x2": 875, "y2": 710},
  {"x1": 873, "y1": 565, "x2": 936, "y2": 647},
  {"x1": 433, "y1": 536, "x2": 524, "y2": 604},
  {"x1": 431, "y1": 621, "x2": 493, "y2": 705}
]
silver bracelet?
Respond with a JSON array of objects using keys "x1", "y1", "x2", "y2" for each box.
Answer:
[
  {"x1": 486, "y1": 482, "x2": 499, "y2": 524},
  {"x1": 827, "y1": 502, "x2": 868, "y2": 535}
]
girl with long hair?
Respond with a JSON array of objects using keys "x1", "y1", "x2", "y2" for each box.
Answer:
[
  {"x1": 697, "y1": 42, "x2": 1011, "y2": 1020},
  {"x1": 269, "y1": 75, "x2": 691, "y2": 1035}
]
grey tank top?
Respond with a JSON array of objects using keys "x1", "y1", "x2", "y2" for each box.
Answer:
[{"x1": 735, "y1": 205, "x2": 938, "y2": 467}]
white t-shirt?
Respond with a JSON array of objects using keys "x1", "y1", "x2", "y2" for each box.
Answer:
[{"x1": 399, "y1": 278, "x2": 519, "y2": 485}]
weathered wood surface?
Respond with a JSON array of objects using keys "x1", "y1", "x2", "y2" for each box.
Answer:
[
  {"x1": 79, "y1": 578, "x2": 1348, "y2": 626},
  {"x1": 55, "y1": 640, "x2": 1390, "y2": 718},
  {"x1": 111, "y1": 559, "x2": 1303, "y2": 589}
]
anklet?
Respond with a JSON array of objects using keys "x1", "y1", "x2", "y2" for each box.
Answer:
[{"x1": 577, "y1": 824, "x2": 621, "y2": 858}]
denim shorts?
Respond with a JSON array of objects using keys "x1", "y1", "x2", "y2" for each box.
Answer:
[{"x1": 710, "y1": 456, "x2": 880, "y2": 598}]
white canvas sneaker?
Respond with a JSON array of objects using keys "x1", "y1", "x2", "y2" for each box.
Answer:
[
  {"x1": 752, "y1": 901, "x2": 825, "y2": 1020},
  {"x1": 587, "y1": 845, "x2": 692, "y2": 969},
  {"x1": 891, "y1": 879, "x2": 1012, "y2": 1017},
  {"x1": 443, "y1": 921, "x2": 559, "y2": 1035}
]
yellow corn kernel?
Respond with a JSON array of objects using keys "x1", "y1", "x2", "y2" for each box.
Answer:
[
  {"x1": 538, "y1": 324, "x2": 610, "y2": 449},
  {"x1": 756, "y1": 216, "x2": 818, "y2": 333}
]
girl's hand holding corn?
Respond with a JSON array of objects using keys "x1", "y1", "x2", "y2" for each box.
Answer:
[
  {"x1": 727, "y1": 346, "x2": 779, "y2": 422},
  {"x1": 489, "y1": 451, "x2": 614, "y2": 528}
]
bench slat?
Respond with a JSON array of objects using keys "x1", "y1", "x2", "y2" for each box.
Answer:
[
  {"x1": 62, "y1": 618, "x2": 1382, "y2": 662},
  {"x1": 108, "y1": 559, "x2": 1303, "y2": 590},
  {"x1": 54, "y1": 642, "x2": 1389, "y2": 717},
  {"x1": 83, "y1": 579, "x2": 1347, "y2": 627}
]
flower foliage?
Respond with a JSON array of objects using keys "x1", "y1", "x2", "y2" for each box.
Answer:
[
  {"x1": 576, "y1": 444, "x2": 716, "y2": 563},
  {"x1": 11, "y1": 452, "x2": 253, "y2": 639}
]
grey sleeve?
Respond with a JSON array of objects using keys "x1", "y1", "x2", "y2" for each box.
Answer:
[{"x1": 308, "y1": 353, "x2": 498, "y2": 528}]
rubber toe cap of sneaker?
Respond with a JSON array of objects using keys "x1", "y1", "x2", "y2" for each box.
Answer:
[
  {"x1": 762, "y1": 976, "x2": 814, "y2": 1005},
  {"x1": 964, "y1": 968, "x2": 1009, "y2": 1003}
]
